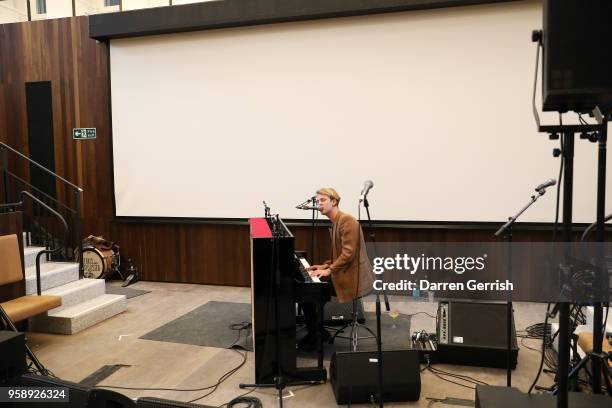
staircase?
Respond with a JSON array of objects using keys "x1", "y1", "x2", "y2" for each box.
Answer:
[
  {"x1": 1, "y1": 142, "x2": 126, "y2": 334},
  {"x1": 23, "y1": 234, "x2": 127, "y2": 335}
]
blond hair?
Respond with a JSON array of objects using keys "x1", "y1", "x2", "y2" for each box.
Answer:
[{"x1": 316, "y1": 187, "x2": 341, "y2": 204}]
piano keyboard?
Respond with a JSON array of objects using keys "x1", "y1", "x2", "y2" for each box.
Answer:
[{"x1": 297, "y1": 256, "x2": 322, "y2": 283}]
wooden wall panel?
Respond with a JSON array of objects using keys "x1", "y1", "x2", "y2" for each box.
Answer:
[{"x1": 1, "y1": 17, "x2": 607, "y2": 288}]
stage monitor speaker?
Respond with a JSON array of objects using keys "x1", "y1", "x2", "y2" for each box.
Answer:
[
  {"x1": 542, "y1": 1, "x2": 612, "y2": 112},
  {"x1": 330, "y1": 349, "x2": 421, "y2": 404},
  {"x1": 475, "y1": 385, "x2": 610, "y2": 408},
  {"x1": 16, "y1": 374, "x2": 91, "y2": 408},
  {"x1": 436, "y1": 301, "x2": 518, "y2": 369},
  {"x1": 0, "y1": 331, "x2": 27, "y2": 385},
  {"x1": 89, "y1": 388, "x2": 136, "y2": 407}
]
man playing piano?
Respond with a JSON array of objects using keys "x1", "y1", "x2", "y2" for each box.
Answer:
[{"x1": 299, "y1": 187, "x2": 374, "y2": 350}]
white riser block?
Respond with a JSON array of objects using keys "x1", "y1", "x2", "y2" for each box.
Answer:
[
  {"x1": 40, "y1": 279, "x2": 106, "y2": 313},
  {"x1": 25, "y1": 263, "x2": 79, "y2": 295},
  {"x1": 24, "y1": 246, "x2": 47, "y2": 269},
  {"x1": 29, "y1": 294, "x2": 127, "y2": 335}
]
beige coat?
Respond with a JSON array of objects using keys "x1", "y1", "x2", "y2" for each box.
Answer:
[{"x1": 323, "y1": 211, "x2": 374, "y2": 303}]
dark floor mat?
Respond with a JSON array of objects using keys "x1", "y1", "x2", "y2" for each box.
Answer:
[
  {"x1": 140, "y1": 301, "x2": 411, "y2": 355},
  {"x1": 140, "y1": 301, "x2": 253, "y2": 350},
  {"x1": 105, "y1": 284, "x2": 151, "y2": 299}
]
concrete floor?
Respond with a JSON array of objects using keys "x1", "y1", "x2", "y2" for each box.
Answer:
[{"x1": 27, "y1": 281, "x2": 557, "y2": 407}]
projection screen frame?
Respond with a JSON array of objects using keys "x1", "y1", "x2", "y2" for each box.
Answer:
[{"x1": 101, "y1": 0, "x2": 609, "y2": 229}]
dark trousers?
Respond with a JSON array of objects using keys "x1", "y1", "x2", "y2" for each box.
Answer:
[{"x1": 301, "y1": 280, "x2": 336, "y2": 334}]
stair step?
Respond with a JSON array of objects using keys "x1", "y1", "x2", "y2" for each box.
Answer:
[
  {"x1": 23, "y1": 246, "x2": 48, "y2": 269},
  {"x1": 24, "y1": 262, "x2": 79, "y2": 295},
  {"x1": 29, "y1": 294, "x2": 127, "y2": 335},
  {"x1": 40, "y1": 279, "x2": 106, "y2": 313}
]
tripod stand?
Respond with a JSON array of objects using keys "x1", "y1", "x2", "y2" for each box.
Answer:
[
  {"x1": 562, "y1": 351, "x2": 612, "y2": 396},
  {"x1": 542, "y1": 307, "x2": 612, "y2": 396},
  {"x1": 329, "y1": 297, "x2": 376, "y2": 351}
]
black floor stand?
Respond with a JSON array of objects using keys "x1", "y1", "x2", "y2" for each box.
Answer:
[
  {"x1": 590, "y1": 116, "x2": 608, "y2": 396},
  {"x1": 363, "y1": 197, "x2": 388, "y2": 408},
  {"x1": 556, "y1": 116, "x2": 610, "y2": 405},
  {"x1": 478, "y1": 111, "x2": 610, "y2": 407},
  {"x1": 545, "y1": 117, "x2": 611, "y2": 399}
]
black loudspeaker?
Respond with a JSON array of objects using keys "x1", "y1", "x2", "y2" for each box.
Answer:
[
  {"x1": 324, "y1": 296, "x2": 365, "y2": 325},
  {"x1": 16, "y1": 374, "x2": 91, "y2": 408},
  {"x1": 542, "y1": 1, "x2": 612, "y2": 112},
  {"x1": 89, "y1": 389, "x2": 136, "y2": 407},
  {"x1": 330, "y1": 350, "x2": 421, "y2": 404},
  {"x1": 475, "y1": 385, "x2": 610, "y2": 408},
  {"x1": 436, "y1": 301, "x2": 518, "y2": 369},
  {"x1": 0, "y1": 331, "x2": 27, "y2": 385}
]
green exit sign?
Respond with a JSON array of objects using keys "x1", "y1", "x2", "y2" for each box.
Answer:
[{"x1": 73, "y1": 128, "x2": 96, "y2": 140}]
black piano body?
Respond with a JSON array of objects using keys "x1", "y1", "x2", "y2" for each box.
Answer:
[{"x1": 249, "y1": 216, "x2": 331, "y2": 385}]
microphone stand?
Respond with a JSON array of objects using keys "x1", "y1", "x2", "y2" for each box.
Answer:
[
  {"x1": 361, "y1": 196, "x2": 388, "y2": 408},
  {"x1": 294, "y1": 197, "x2": 318, "y2": 264},
  {"x1": 494, "y1": 191, "x2": 545, "y2": 238},
  {"x1": 363, "y1": 198, "x2": 391, "y2": 312},
  {"x1": 495, "y1": 188, "x2": 547, "y2": 387},
  {"x1": 310, "y1": 196, "x2": 317, "y2": 265}
]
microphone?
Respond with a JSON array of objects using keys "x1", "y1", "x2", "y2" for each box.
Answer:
[
  {"x1": 295, "y1": 196, "x2": 317, "y2": 210},
  {"x1": 359, "y1": 180, "x2": 374, "y2": 202},
  {"x1": 296, "y1": 205, "x2": 319, "y2": 211},
  {"x1": 535, "y1": 178, "x2": 556, "y2": 193}
]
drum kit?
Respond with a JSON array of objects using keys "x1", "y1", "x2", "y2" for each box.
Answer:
[
  {"x1": 79, "y1": 235, "x2": 138, "y2": 286},
  {"x1": 82, "y1": 246, "x2": 119, "y2": 279}
]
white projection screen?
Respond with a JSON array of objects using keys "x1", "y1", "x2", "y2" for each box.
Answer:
[{"x1": 109, "y1": 1, "x2": 609, "y2": 222}]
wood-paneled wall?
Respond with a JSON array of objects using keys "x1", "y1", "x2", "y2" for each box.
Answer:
[{"x1": 0, "y1": 17, "x2": 605, "y2": 288}]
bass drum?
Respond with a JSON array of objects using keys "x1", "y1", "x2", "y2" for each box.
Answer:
[{"x1": 82, "y1": 247, "x2": 115, "y2": 279}]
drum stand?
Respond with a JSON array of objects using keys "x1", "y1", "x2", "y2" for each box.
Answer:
[
  {"x1": 120, "y1": 260, "x2": 139, "y2": 287},
  {"x1": 105, "y1": 264, "x2": 125, "y2": 282}
]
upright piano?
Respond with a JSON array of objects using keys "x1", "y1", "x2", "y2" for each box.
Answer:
[{"x1": 249, "y1": 216, "x2": 332, "y2": 385}]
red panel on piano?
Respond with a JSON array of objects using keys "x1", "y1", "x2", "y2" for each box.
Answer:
[{"x1": 249, "y1": 218, "x2": 272, "y2": 238}]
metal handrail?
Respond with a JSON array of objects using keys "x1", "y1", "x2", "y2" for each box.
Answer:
[
  {"x1": 5, "y1": 170, "x2": 78, "y2": 214},
  {"x1": 10, "y1": 191, "x2": 70, "y2": 296},
  {"x1": 1, "y1": 142, "x2": 84, "y2": 278},
  {"x1": 0, "y1": 142, "x2": 82, "y2": 192}
]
